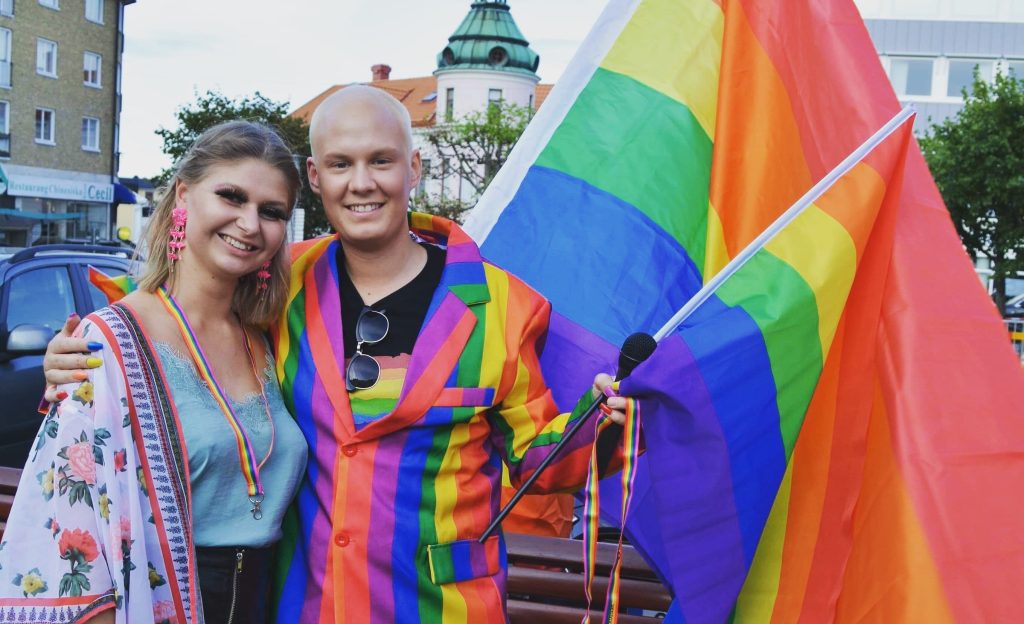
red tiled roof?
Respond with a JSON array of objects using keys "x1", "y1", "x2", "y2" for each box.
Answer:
[{"x1": 291, "y1": 76, "x2": 554, "y2": 128}]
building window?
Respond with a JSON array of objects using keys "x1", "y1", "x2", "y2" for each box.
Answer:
[
  {"x1": 528, "y1": 93, "x2": 534, "y2": 112},
  {"x1": 947, "y1": 59, "x2": 995, "y2": 97},
  {"x1": 1008, "y1": 60, "x2": 1024, "y2": 78},
  {"x1": 0, "y1": 28, "x2": 10, "y2": 88},
  {"x1": 35, "y1": 107, "x2": 54, "y2": 144},
  {"x1": 85, "y1": 0, "x2": 102, "y2": 23},
  {"x1": 445, "y1": 87, "x2": 454, "y2": 121},
  {"x1": 38, "y1": 0, "x2": 57, "y2": 8},
  {"x1": 0, "y1": 0, "x2": 12, "y2": 17},
  {"x1": 81, "y1": 116, "x2": 99, "y2": 151},
  {"x1": 488, "y1": 88, "x2": 502, "y2": 113},
  {"x1": 0, "y1": 100, "x2": 9, "y2": 158},
  {"x1": 889, "y1": 57, "x2": 933, "y2": 97},
  {"x1": 83, "y1": 51, "x2": 101, "y2": 87},
  {"x1": 36, "y1": 38, "x2": 57, "y2": 77}
]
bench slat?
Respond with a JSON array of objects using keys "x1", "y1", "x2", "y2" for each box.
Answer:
[
  {"x1": 508, "y1": 565, "x2": 672, "y2": 611},
  {"x1": 505, "y1": 533, "x2": 659, "y2": 581},
  {"x1": 508, "y1": 599, "x2": 662, "y2": 623}
]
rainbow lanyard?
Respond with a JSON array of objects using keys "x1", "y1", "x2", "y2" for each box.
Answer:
[
  {"x1": 582, "y1": 396, "x2": 642, "y2": 624},
  {"x1": 157, "y1": 285, "x2": 268, "y2": 519}
]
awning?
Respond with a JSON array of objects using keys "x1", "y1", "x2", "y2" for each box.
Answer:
[{"x1": 113, "y1": 183, "x2": 137, "y2": 204}]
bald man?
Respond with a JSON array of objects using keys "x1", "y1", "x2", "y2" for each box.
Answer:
[{"x1": 46, "y1": 86, "x2": 631, "y2": 623}]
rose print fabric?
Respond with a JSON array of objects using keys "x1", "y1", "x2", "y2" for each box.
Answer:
[{"x1": 0, "y1": 305, "x2": 202, "y2": 623}]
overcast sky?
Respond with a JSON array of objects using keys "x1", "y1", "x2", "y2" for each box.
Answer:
[{"x1": 119, "y1": 0, "x2": 609, "y2": 177}]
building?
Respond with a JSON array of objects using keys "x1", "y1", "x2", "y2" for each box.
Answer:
[
  {"x1": 0, "y1": 0, "x2": 136, "y2": 251},
  {"x1": 857, "y1": 0, "x2": 1024, "y2": 298},
  {"x1": 858, "y1": 0, "x2": 1024, "y2": 134},
  {"x1": 292, "y1": 0, "x2": 551, "y2": 207}
]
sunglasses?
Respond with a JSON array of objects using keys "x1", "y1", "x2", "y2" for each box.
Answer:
[{"x1": 345, "y1": 307, "x2": 389, "y2": 391}]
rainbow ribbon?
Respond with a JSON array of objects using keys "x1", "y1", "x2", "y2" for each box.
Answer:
[
  {"x1": 157, "y1": 286, "x2": 265, "y2": 511},
  {"x1": 582, "y1": 395, "x2": 642, "y2": 624}
]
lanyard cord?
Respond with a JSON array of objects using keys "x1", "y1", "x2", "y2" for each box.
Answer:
[{"x1": 156, "y1": 285, "x2": 274, "y2": 519}]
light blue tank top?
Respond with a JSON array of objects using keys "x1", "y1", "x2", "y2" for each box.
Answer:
[{"x1": 155, "y1": 342, "x2": 307, "y2": 548}]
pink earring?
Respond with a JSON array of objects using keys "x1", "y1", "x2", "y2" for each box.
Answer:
[
  {"x1": 257, "y1": 261, "x2": 271, "y2": 291},
  {"x1": 167, "y1": 203, "x2": 187, "y2": 264}
]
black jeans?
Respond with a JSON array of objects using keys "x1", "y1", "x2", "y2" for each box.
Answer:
[{"x1": 196, "y1": 546, "x2": 272, "y2": 624}]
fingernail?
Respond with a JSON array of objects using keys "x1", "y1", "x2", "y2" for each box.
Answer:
[
  {"x1": 598, "y1": 403, "x2": 613, "y2": 416},
  {"x1": 86, "y1": 357, "x2": 103, "y2": 368},
  {"x1": 72, "y1": 371, "x2": 89, "y2": 381},
  {"x1": 55, "y1": 391, "x2": 68, "y2": 401},
  {"x1": 67, "y1": 312, "x2": 79, "y2": 320},
  {"x1": 86, "y1": 342, "x2": 103, "y2": 351}
]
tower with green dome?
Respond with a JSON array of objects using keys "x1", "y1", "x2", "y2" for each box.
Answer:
[{"x1": 434, "y1": 1, "x2": 541, "y2": 121}]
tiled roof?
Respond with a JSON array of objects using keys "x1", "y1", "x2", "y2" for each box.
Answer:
[{"x1": 291, "y1": 76, "x2": 553, "y2": 128}]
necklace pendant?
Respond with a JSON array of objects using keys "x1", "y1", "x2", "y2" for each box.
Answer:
[{"x1": 249, "y1": 495, "x2": 264, "y2": 520}]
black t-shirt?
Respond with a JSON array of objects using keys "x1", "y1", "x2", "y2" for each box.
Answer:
[{"x1": 337, "y1": 242, "x2": 446, "y2": 359}]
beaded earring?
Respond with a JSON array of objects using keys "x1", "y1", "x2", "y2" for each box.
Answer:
[
  {"x1": 257, "y1": 261, "x2": 271, "y2": 292},
  {"x1": 167, "y1": 204, "x2": 187, "y2": 265}
]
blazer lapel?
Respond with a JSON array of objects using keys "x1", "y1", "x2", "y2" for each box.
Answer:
[{"x1": 303, "y1": 240, "x2": 356, "y2": 440}]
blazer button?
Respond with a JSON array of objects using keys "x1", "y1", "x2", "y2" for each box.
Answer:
[
  {"x1": 335, "y1": 532, "x2": 350, "y2": 548},
  {"x1": 342, "y1": 446, "x2": 358, "y2": 457}
]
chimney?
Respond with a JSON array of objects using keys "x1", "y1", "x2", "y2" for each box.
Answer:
[{"x1": 371, "y1": 64, "x2": 392, "y2": 81}]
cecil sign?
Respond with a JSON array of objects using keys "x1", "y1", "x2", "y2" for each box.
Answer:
[{"x1": 6, "y1": 174, "x2": 114, "y2": 203}]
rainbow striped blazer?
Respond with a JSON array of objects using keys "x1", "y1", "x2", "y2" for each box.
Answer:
[{"x1": 271, "y1": 214, "x2": 599, "y2": 623}]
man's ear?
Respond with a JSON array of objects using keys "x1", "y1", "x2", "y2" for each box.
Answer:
[
  {"x1": 409, "y1": 149, "x2": 422, "y2": 193},
  {"x1": 307, "y1": 156, "x2": 322, "y2": 196}
]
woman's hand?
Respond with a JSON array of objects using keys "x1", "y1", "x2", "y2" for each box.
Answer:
[
  {"x1": 42, "y1": 314, "x2": 103, "y2": 402},
  {"x1": 592, "y1": 373, "x2": 629, "y2": 425}
]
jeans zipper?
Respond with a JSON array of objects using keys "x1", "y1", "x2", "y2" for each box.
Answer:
[{"x1": 227, "y1": 550, "x2": 243, "y2": 624}]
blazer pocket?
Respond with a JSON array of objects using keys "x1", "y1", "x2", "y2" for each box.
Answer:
[
  {"x1": 427, "y1": 535, "x2": 501, "y2": 585},
  {"x1": 433, "y1": 386, "x2": 496, "y2": 408}
]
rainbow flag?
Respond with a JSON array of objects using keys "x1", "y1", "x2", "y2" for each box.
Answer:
[
  {"x1": 88, "y1": 266, "x2": 135, "y2": 303},
  {"x1": 466, "y1": 0, "x2": 1024, "y2": 621}
]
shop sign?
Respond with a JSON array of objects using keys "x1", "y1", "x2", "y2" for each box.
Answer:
[{"x1": 6, "y1": 173, "x2": 114, "y2": 202}]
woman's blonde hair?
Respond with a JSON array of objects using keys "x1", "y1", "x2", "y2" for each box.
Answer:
[{"x1": 139, "y1": 120, "x2": 300, "y2": 327}]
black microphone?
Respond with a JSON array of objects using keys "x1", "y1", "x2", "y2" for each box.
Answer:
[{"x1": 478, "y1": 332, "x2": 657, "y2": 543}]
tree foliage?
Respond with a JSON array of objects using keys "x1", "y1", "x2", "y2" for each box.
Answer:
[
  {"x1": 154, "y1": 90, "x2": 330, "y2": 239},
  {"x1": 921, "y1": 71, "x2": 1024, "y2": 310},
  {"x1": 415, "y1": 101, "x2": 532, "y2": 222}
]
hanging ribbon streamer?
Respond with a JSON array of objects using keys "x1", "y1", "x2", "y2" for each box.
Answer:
[{"x1": 582, "y1": 389, "x2": 642, "y2": 624}]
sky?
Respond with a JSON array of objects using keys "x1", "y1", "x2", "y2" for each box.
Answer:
[{"x1": 119, "y1": 0, "x2": 609, "y2": 177}]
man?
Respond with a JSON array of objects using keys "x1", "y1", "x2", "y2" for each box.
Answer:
[{"x1": 46, "y1": 86, "x2": 630, "y2": 622}]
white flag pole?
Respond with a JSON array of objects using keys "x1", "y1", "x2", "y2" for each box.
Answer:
[{"x1": 653, "y1": 105, "x2": 916, "y2": 342}]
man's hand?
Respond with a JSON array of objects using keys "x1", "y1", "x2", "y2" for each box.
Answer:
[
  {"x1": 42, "y1": 314, "x2": 103, "y2": 402},
  {"x1": 592, "y1": 373, "x2": 630, "y2": 425}
]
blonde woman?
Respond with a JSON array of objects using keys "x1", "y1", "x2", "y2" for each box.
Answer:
[{"x1": 0, "y1": 121, "x2": 307, "y2": 624}]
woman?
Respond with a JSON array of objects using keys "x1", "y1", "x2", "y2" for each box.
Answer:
[{"x1": 0, "y1": 121, "x2": 307, "y2": 624}]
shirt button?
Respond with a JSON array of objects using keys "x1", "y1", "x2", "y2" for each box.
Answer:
[
  {"x1": 334, "y1": 532, "x2": 350, "y2": 548},
  {"x1": 342, "y1": 446, "x2": 358, "y2": 457}
]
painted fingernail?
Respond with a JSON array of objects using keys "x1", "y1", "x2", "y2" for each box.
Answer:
[
  {"x1": 67, "y1": 312, "x2": 79, "y2": 320},
  {"x1": 86, "y1": 342, "x2": 103, "y2": 351},
  {"x1": 55, "y1": 391, "x2": 68, "y2": 401},
  {"x1": 86, "y1": 357, "x2": 102, "y2": 368},
  {"x1": 599, "y1": 403, "x2": 613, "y2": 415},
  {"x1": 72, "y1": 371, "x2": 89, "y2": 381}
]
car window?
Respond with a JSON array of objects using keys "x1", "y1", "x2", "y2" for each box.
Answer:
[
  {"x1": 6, "y1": 265, "x2": 75, "y2": 333},
  {"x1": 86, "y1": 265, "x2": 128, "y2": 310}
]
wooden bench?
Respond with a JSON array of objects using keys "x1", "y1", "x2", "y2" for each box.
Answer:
[
  {"x1": 506, "y1": 532, "x2": 672, "y2": 623},
  {"x1": 0, "y1": 466, "x2": 20, "y2": 540}
]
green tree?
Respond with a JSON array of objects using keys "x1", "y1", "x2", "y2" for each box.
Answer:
[
  {"x1": 921, "y1": 71, "x2": 1024, "y2": 311},
  {"x1": 155, "y1": 90, "x2": 330, "y2": 239},
  {"x1": 413, "y1": 101, "x2": 532, "y2": 222}
]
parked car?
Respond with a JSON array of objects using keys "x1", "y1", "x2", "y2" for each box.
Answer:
[{"x1": 0, "y1": 245, "x2": 135, "y2": 467}]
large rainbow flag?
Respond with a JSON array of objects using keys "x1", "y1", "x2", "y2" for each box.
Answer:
[{"x1": 465, "y1": 0, "x2": 1024, "y2": 621}]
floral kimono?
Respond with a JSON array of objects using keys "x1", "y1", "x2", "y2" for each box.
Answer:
[{"x1": 0, "y1": 304, "x2": 202, "y2": 623}]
